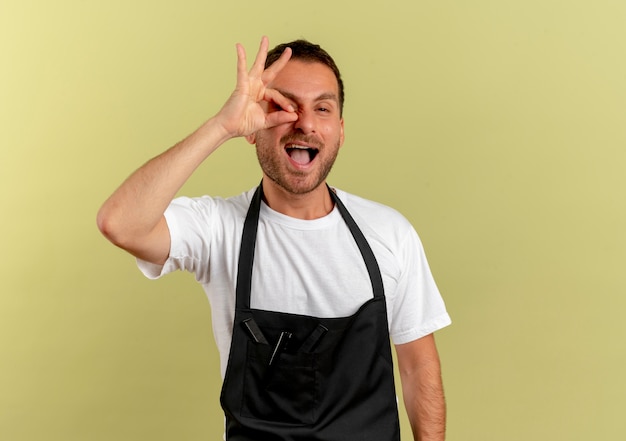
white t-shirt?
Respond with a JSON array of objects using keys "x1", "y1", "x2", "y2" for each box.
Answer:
[{"x1": 138, "y1": 187, "x2": 451, "y2": 377}]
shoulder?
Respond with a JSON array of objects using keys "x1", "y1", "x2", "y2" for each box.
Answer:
[
  {"x1": 163, "y1": 188, "x2": 256, "y2": 244},
  {"x1": 168, "y1": 188, "x2": 255, "y2": 221},
  {"x1": 334, "y1": 188, "x2": 415, "y2": 239}
]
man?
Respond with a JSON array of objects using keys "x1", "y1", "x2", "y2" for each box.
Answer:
[{"x1": 97, "y1": 36, "x2": 451, "y2": 441}]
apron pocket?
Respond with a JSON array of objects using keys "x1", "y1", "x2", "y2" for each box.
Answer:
[{"x1": 241, "y1": 341, "x2": 317, "y2": 425}]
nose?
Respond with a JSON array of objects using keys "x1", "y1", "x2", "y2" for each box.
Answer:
[{"x1": 293, "y1": 108, "x2": 315, "y2": 134}]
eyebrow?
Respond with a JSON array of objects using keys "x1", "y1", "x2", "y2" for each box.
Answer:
[{"x1": 277, "y1": 89, "x2": 339, "y2": 105}]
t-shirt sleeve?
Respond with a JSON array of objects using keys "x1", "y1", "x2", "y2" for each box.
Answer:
[
  {"x1": 388, "y1": 226, "x2": 451, "y2": 344},
  {"x1": 136, "y1": 196, "x2": 214, "y2": 283}
]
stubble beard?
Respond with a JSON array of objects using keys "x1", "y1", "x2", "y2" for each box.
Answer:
[{"x1": 255, "y1": 134, "x2": 340, "y2": 195}]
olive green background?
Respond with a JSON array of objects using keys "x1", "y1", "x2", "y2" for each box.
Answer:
[{"x1": 2, "y1": 0, "x2": 625, "y2": 440}]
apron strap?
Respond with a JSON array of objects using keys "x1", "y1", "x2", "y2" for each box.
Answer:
[
  {"x1": 236, "y1": 183, "x2": 385, "y2": 310},
  {"x1": 328, "y1": 188, "x2": 385, "y2": 301},
  {"x1": 235, "y1": 184, "x2": 263, "y2": 310}
]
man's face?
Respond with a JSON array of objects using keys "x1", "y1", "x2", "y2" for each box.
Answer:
[{"x1": 250, "y1": 59, "x2": 345, "y2": 195}]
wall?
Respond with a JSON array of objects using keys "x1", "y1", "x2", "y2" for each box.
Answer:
[{"x1": 1, "y1": 0, "x2": 625, "y2": 439}]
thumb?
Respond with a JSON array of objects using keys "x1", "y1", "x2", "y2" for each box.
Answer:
[{"x1": 265, "y1": 110, "x2": 298, "y2": 129}]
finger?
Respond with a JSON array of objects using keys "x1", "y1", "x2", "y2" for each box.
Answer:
[
  {"x1": 235, "y1": 43, "x2": 248, "y2": 88},
  {"x1": 265, "y1": 88, "x2": 295, "y2": 113},
  {"x1": 249, "y1": 36, "x2": 270, "y2": 78},
  {"x1": 262, "y1": 46, "x2": 292, "y2": 84}
]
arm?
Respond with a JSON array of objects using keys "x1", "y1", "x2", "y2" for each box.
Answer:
[
  {"x1": 96, "y1": 37, "x2": 297, "y2": 264},
  {"x1": 395, "y1": 334, "x2": 446, "y2": 441}
]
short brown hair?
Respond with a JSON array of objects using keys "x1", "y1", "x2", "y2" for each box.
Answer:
[{"x1": 266, "y1": 40, "x2": 345, "y2": 115}]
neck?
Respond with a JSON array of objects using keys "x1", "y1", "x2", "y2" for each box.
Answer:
[{"x1": 261, "y1": 178, "x2": 334, "y2": 220}]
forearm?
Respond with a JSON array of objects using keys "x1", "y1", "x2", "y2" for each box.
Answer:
[
  {"x1": 97, "y1": 117, "x2": 231, "y2": 250},
  {"x1": 396, "y1": 335, "x2": 446, "y2": 441},
  {"x1": 401, "y1": 364, "x2": 446, "y2": 440}
]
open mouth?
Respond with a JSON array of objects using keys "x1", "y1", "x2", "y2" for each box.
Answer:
[{"x1": 285, "y1": 145, "x2": 319, "y2": 166}]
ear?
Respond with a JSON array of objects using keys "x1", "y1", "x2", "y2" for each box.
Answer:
[
  {"x1": 338, "y1": 118, "x2": 345, "y2": 148},
  {"x1": 245, "y1": 133, "x2": 256, "y2": 145}
]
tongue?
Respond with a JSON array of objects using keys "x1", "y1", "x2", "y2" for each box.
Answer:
[{"x1": 289, "y1": 149, "x2": 311, "y2": 165}]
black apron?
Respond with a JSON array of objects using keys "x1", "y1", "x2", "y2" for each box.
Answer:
[{"x1": 220, "y1": 185, "x2": 401, "y2": 441}]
